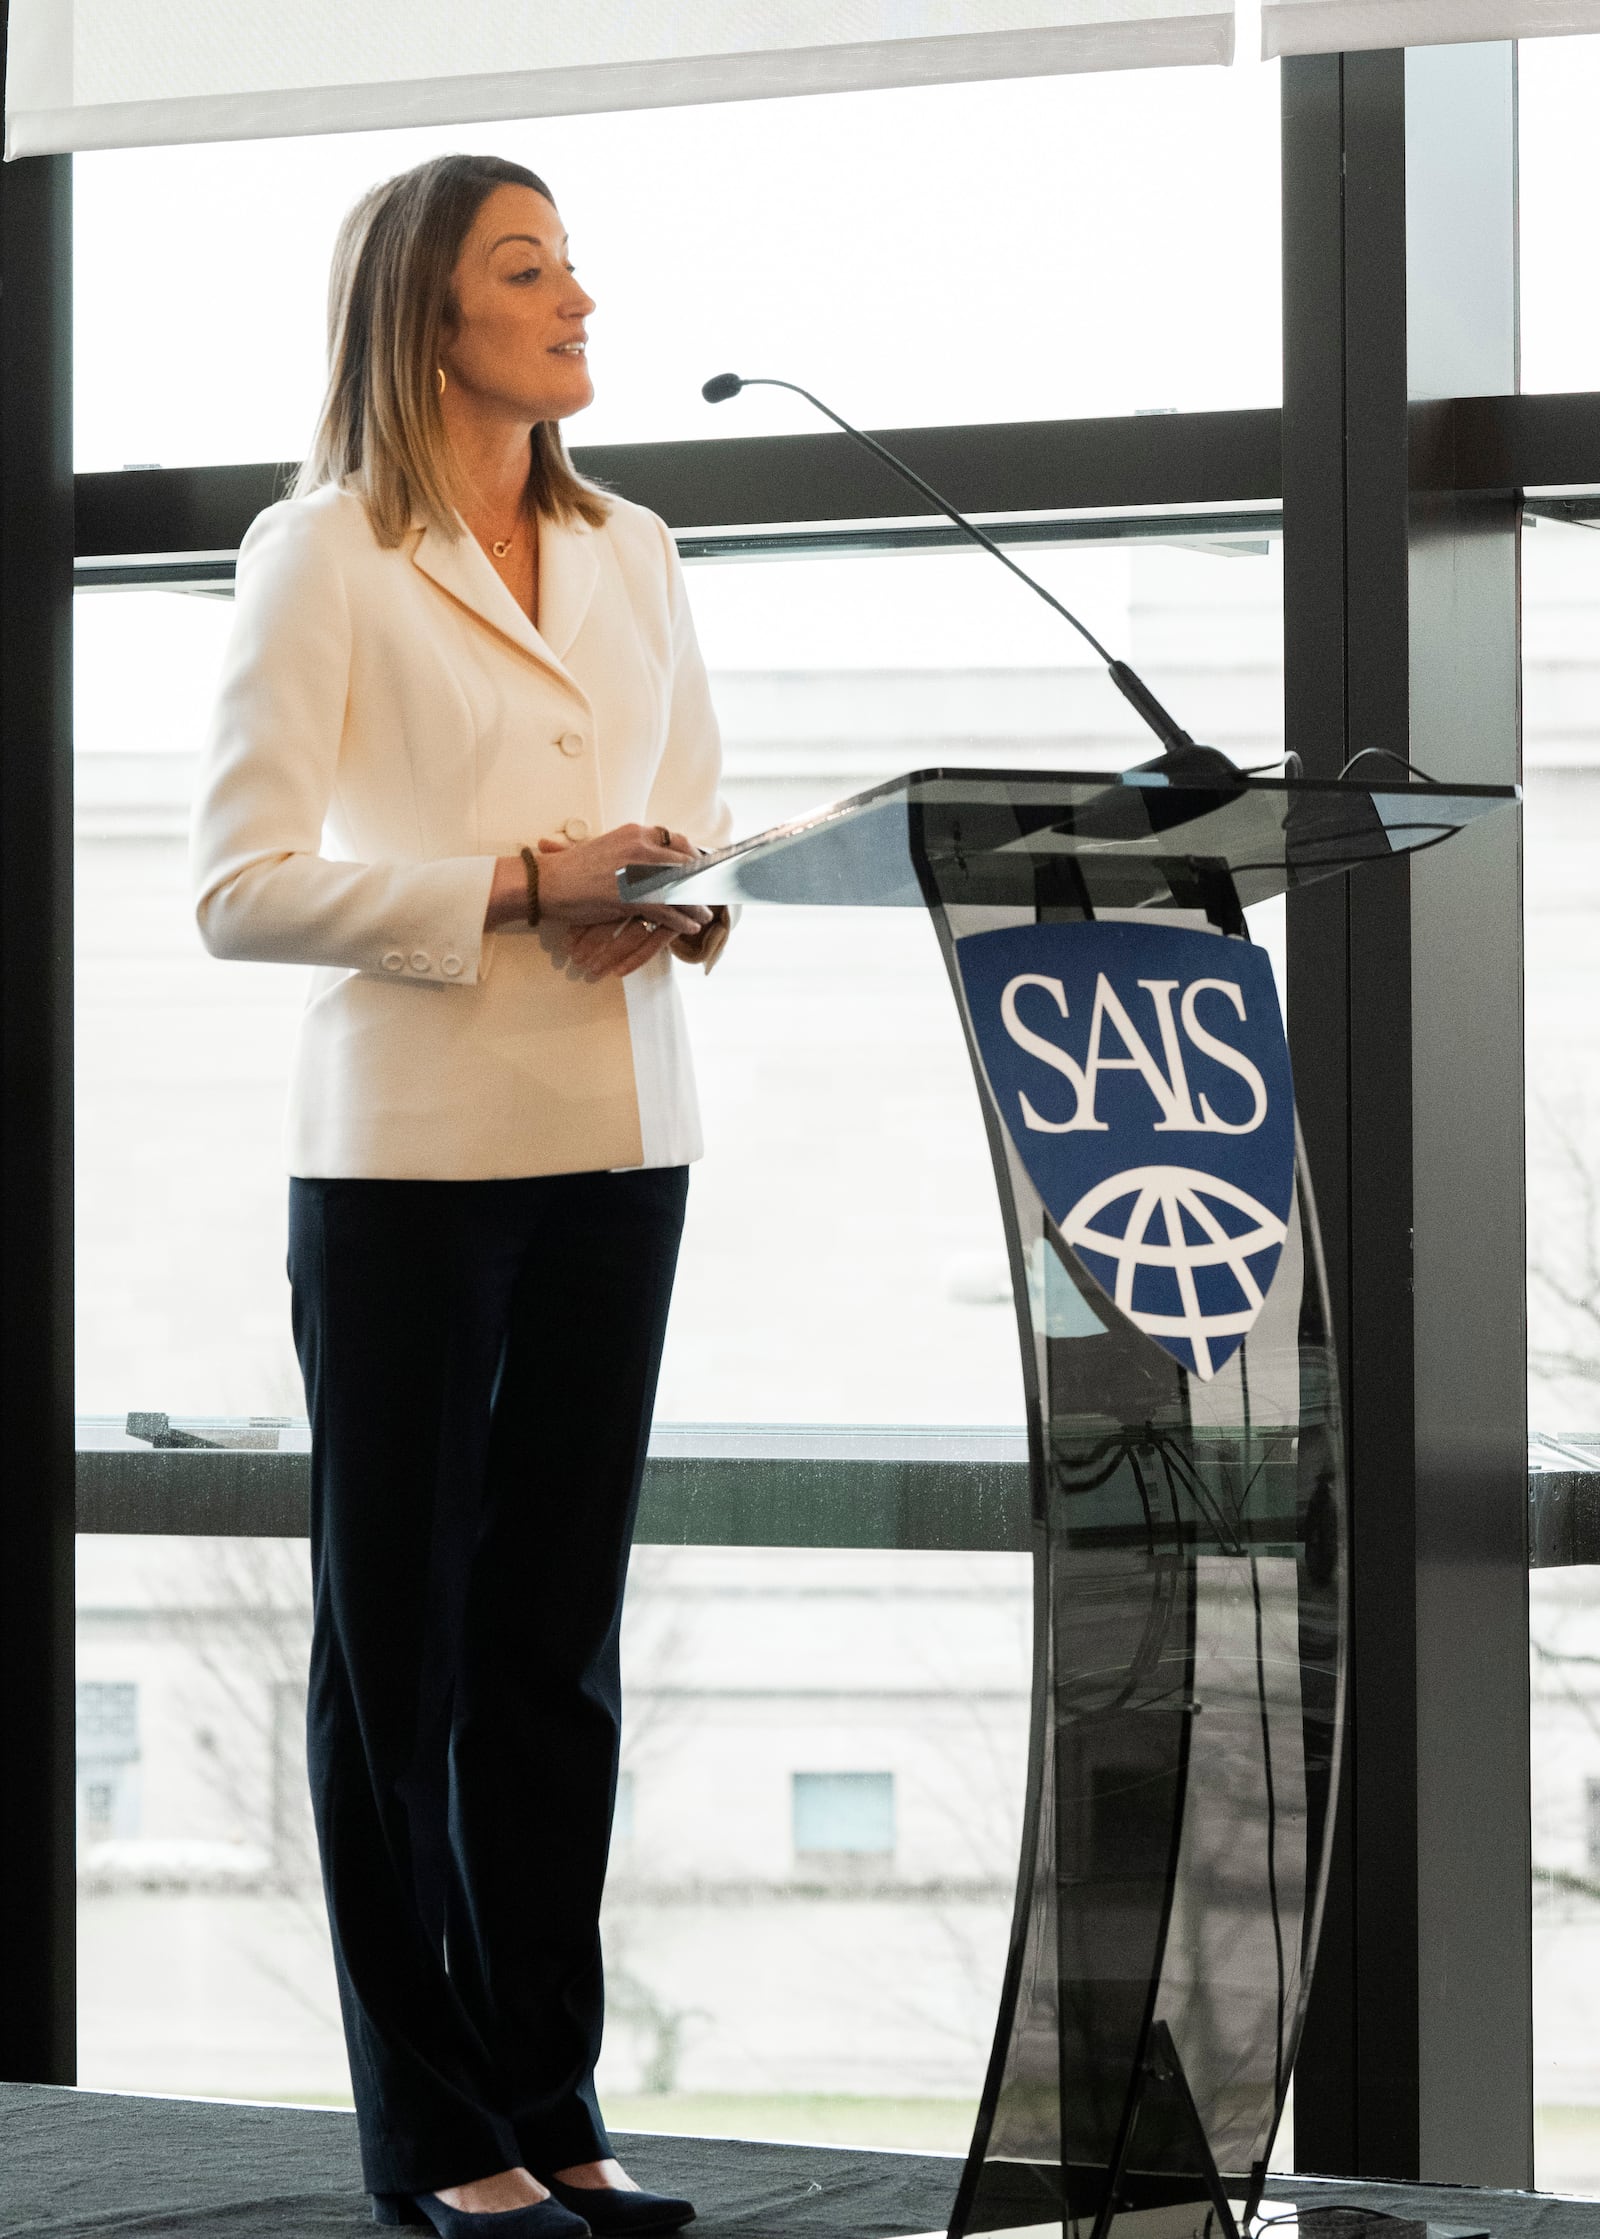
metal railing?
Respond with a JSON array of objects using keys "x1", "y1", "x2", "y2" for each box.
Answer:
[{"x1": 73, "y1": 1417, "x2": 1600, "y2": 1564}]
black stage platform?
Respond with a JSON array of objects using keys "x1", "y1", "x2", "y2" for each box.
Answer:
[{"x1": 0, "y1": 2086, "x2": 1594, "y2": 2239}]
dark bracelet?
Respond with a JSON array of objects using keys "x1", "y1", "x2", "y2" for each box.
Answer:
[{"x1": 518, "y1": 845, "x2": 541, "y2": 928}]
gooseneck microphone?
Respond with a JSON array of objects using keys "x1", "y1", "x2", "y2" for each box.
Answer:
[{"x1": 701, "y1": 371, "x2": 1237, "y2": 781}]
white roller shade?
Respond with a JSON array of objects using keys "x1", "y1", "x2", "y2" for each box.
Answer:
[
  {"x1": 5, "y1": 1, "x2": 1234, "y2": 159},
  {"x1": 1263, "y1": 0, "x2": 1600, "y2": 57}
]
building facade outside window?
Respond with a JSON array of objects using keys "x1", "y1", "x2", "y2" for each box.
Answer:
[
  {"x1": 75, "y1": 1682, "x2": 140, "y2": 1848},
  {"x1": 793, "y1": 1773, "x2": 896, "y2": 1861}
]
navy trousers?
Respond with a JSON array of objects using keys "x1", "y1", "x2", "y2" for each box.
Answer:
[{"x1": 287, "y1": 1166, "x2": 689, "y2": 2197}]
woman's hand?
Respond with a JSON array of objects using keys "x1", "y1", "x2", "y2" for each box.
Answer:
[
  {"x1": 561, "y1": 918, "x2": 683, "y2": 979},
  {"x1": 483, "y1": 823, "x2": 710, "y2": 939},
  {"x1": 539, "y1": 838, "x2": 691, "y2": 980}
]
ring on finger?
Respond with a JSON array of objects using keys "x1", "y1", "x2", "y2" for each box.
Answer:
[{"x1": 657, "y1": 824, "x2": 673, "y2": 847}]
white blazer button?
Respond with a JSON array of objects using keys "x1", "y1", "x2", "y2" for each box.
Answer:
[
  {"x1": 562, "y1": 817, "x2": 591, "y2": 841},
  {"x1": 382, "y1": 950, "x2": 405, "y2": 972},
  {"x1": 410, "y1": 950, "x2": 431, "y2": 972},
  {"x1": 557, "y1": 731, "x2": 585, "y2": 757},
  {"x1": 441, "y1": 954, "x2": 463, "y2": 977}
]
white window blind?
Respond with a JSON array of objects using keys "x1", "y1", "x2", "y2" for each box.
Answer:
[
  {"x1": 1262, "y1": 0, "x2": 1600, "y2": 56},
  {"x1": 5, "y1": 1, "x2": 1234, "y2": 159}
]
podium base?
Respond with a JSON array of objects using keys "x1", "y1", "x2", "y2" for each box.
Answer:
[
  {"x1": 900, "y1": 2206, "x2": 1489, "y2": 2239},
  {"x1": 896, "y1": 2205, "x2": 1293, "y2": 2239}
]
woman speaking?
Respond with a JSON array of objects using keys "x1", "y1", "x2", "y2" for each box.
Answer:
[{"x1": 191, "y1": 155, "x2": 730, "y2": 2239}]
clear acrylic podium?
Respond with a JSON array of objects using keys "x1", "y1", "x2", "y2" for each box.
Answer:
[{"x1": 624, "y1": 765, "x2": 1517, "y2": 2239}]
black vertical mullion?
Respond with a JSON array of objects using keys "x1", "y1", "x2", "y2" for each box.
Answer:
[
  {"x1": 1284, "y1": 47, "x2": 1425, "y2": 2180},
  {"x1": 1282, "y1": 50, "x2": 1361, "y2": 2176},
  {"x1": 1338, "y1": 47, "x2": 1423, "y2": 2187},
  {"x1": 1286, "y1": 41, "x2": 1531, "y2": 2188},
  {"x1": 0, "y1": 127, "x2": 77, "y2": 2083},
  {"x1": 1287, "y1": 44, "x2": 1426, "y2": 2182}
]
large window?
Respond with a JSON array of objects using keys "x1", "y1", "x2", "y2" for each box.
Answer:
[
  {"x1": 75, "y1": 589, "x2": 297, "y2": 1422},
  {"x1": 73, "y1": 58, "x2": 1281, "y2": 474},
  {"x1": 75, "y1": 1533, "x2": 1031, "y2": 2148},
  {"x1": 72, "y1": 518, "x2": 1285, "y2": 2143},
  {"x1": 1518, "y1": 37, "x2": 1600, "y2": 395},
  {"x1": 1523, "y1": 509, "x2": 1600, "y2": 1447},
  {"x1": 1523, "y1": 507, "x2": 1600, "y2": 2196},
  {"x1": 75, "y1": 529, "x2": 1284, "y2": 1429}
]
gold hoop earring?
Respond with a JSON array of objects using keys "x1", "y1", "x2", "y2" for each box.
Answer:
[{"x1": 436, "y1": 366, "x2": 446, "y2": 395}]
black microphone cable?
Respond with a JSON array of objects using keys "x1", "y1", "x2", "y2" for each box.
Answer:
[{"x1": 702, "y1": 370, "x2": 1239, "y2": 779}]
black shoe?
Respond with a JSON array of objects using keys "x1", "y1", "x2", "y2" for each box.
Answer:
[
  {"x1": 542, "y1": 2179, "x2": 693, "y2": 2236},
  {"x1": 372, "y1": 2192, "x2": 591, "y2": 2237}
]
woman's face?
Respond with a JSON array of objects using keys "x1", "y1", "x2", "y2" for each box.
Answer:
[{"x1": 439, "y1": 183, "x2": 596, "y2": 424}]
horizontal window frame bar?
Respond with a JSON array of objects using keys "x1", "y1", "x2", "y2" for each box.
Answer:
[
  {"x1": 73, "y1": 412, "x2": 1283, "y2": 560},
  {"x1": 72, "y1": 1442, "x2": 1597, "y2": 1562},
  {"x1": 1523, "y1": 493, "x2": 1600, "y2": 527},
  {"x1": 677, "y1": 508, "x2": 1282, "y2": 562},
  {"x1": 69, "y1": 394, "x2": 1600, "y2": 565},
  {"x1": 76, "y1": 558, "x2": 237, "y2": 593},
  {"x1": 74, "y1": 1420, "x2": 1035, "y2": 1550},
  {"x1": 74, "y1": 506, "x2": 1285, "y2": 592},
  {"x1": 1412, "y1": 390, "x2": 1600, "y2": 493},
  {"x1": 73, "y1": 1447, "x2": 1033, "y2": 1550}
]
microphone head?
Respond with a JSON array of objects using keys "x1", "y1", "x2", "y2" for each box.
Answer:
[{"x1": 701, "y1": 371, "x2": 743, "y2": 404}]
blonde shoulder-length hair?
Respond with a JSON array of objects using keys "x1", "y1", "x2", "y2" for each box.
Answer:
[{"x1": 294, "y1": 152, "x2": 609, "y2": 547}]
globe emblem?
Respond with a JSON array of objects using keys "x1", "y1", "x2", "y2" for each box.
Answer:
[{"x1": 1059, "y1": 1164, "x2": 1289, "y2": 1381}]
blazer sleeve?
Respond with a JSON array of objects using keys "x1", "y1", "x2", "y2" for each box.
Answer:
[{"x1": 190, "y1": 501, "x2": 497, "y2": 987}]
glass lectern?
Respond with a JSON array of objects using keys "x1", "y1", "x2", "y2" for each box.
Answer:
[{"x1": 624, "y1": 766, "x2": 1517, "y2": 2239}]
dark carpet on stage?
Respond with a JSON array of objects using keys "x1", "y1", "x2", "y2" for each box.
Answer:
[{"x1": 0, "y1": 2085, "x2": 1595, "y2": 2239}]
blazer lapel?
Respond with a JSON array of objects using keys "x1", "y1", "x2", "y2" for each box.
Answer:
[
  {"x1": 409, "y1": 510, "x2": 597, "y2": 689},
  {"x1": 534, "y1": 510, "x2": 600, "y2": 663}
]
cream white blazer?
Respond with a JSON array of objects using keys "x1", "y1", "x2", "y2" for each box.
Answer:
[{"x1": 190, "y1": 483, "x2": 733, "y2": 1181}]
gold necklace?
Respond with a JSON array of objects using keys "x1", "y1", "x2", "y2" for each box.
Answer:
[
  {"x1": 465, "y1": 485, "x2": 527, "y2": 562},
  {"x1": 457, "y1": 452, "x2": 532, "y2": 562}
]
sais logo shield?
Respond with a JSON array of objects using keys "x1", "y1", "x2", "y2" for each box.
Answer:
[{"x1": 956, "y1": 922, "x2": 1295, "y2": 1381}]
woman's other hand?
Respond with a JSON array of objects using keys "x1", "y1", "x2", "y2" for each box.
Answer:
[
  {"x1": 560, "y1": 918, "x2": 683, "y2": 979},
  {"x1": 483, "y1": 823, "x2": 710, "y2": 938},
  {"x1": 669, "y1": 906, "x2": 732, "y2": 968}
]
